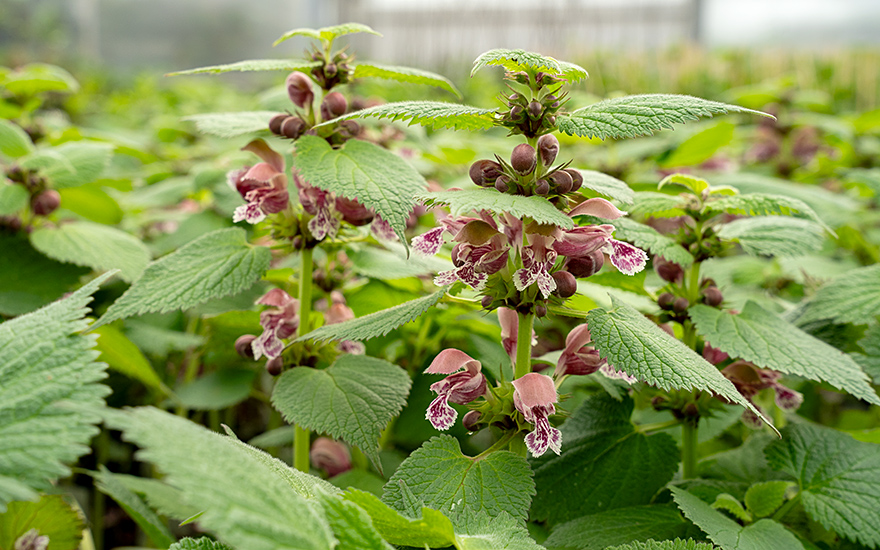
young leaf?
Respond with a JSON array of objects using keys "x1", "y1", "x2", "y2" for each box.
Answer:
[
  {"x1": 417, "y1": 189, "x2": 574, "y2": 228},
  {"x1": 94, "y1": 228, "x2": 271, "y2": 328},
  {"x1": 606, "y1": 540, "x2": 718, "y2": 550},
  {"x1": 704, "y1": 194, "x2": 830, "y2": 232},
  {"x1": 166, "y1": 59, "x2": 321, "y2": 76},
  {"x1": 29, "y1": 221, "x2": 151, "y2": 282},
  {"x1": 382, "y1": 435, "x2": 535, "y2": 525},
  {"x1": 113, "y1": 473, "x2": 201, "y2": 522},
  {"x1": 0, "y1": 119, "x2": 34, "y2": 158},
  {"x1": 453, "y1": 509, "x2": 546, "y2": 550},
  {"x1": 743, "y1": 481, "x2": 791, "y2": 519},
  {"x1": 317, "y1": 101, "x2": 496, "y2": 131},
  {"x1": 272, "y1": 355, "x2": 411, "y2": 470},
  {"x1": 544, "y1": 505, "x2": 688, "y2": 550},
  {"x1": 343, "y1": 489, "x2": 456, "y2": 548},
  {"x1": 531, "y1": 395, "x2": 679, "y2": 525},
  {"x1": 711, "y1": 493, "x2": 751, "y2": 523},
  {"x1": 716, "y1": 216, "x2": 824, "y2": 257},
  {"x1": 610, "y1": 218, "x2": 695, "y2": 268},
  {"x1": 0, "y1": 273, "x2": 111, "y2": 511},
  {"x1": 183, "y1": 111, "x2": 279, "y2": 138},
  {"x1": 586, "y1": 297, "x2": 775, "y2": 430},
  {"x1": 0, "y1": 183, "x2": 29, "y2": 215},
  {"x1": 765, "y1": 424, "x2": 880, "y2": 548},
  {"x1": 353, "y1": 62, "x2": 461, "y2": 98},
  {"x1": 2, "y1": 62, "x2": 79, "y2": 95},
  {"x1": 658, "y1": 173, "x2": 709, "y2": 195},
  {"x1": 0, "y1": 495, "x2": 84, "y2": 550},
  {"x1": 93, "y1": 325, "x2": 169, "y2": 395},
  {"x1": 274, "y1": 22, "x2": 381, "y2": 46},
  {"x1": 670, "y1": 487, "x2": 804, "y2": 550},
  {"x1": 315, "y1": 491, "x2": 395, "y2": 550},
  {"x1": 93, "y1": 466, "x2": 175, "y2": 548},
  {"x1": 629, "y1": 192, "x2": 687, "y2": 218},
  {"x1": 170, "y1": 538, "x2": 234, "y2": 550},
  {"x1": 293, "y1": 135, "x2": 428, "y2": 243},
  {"x1": 471, "y1": 48, "x2": 589, "y2": 83},
  {"x1": 794, "y1": 264, "x2": 880, "y2": 327},
  {"x1": 557, "y1": 95, "x2": 770, "y2": 141},
  {"x1": 19, "y1": 141, "x2": 113, "y2": 189},
  {"x1": 689, "y1": 302, "x2": 880, "y2": 405},
  {"x1": 660, "y1": 122, "x2": 735, "y2": 168},
  {"x1": 299, "y1": 287, "x2": 447, "y2": 344},
  {"x1": 576, "y1": 169, "x2": 635, "y2": 204}
]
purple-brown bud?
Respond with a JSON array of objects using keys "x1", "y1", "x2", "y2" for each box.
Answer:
[
  {"x1": 310, "y1": 437, "x2": 351, "y2": 476},
  {"x1": 321, "y1": 92, "x2": 348, "y2": 120},
  {"x1": 552, "y1": 270, "x2": 577, "y2": 298},
  {"x1": 31, "y1": 190, "x2": 60, "y2": 216},
  {"x1": 234, "y1": 335, "x2": 257, "y2": 359},
  {"x1": 537, "y1": 134, "x2": 559, "y2": 166},
  {"x1": 535, "y1": 179, "x2": 550, "y2": 195},
  {"x1": 528, "y1": 100, "x2": 543, "y2": 120},
  {"x1": 462, "y1": 410, "x2": 482, "y2": 432},
  {"x1": 654, "y1": 257, "x2": 684, "y2": 284},
  {"x1": 286, "y1": 72, "x2": 314, "y2": 109},
  {"x1": 511, "y1": 144, "x2": 537, "y2": 175},
  {"x1": 266, "y1": 356, "x2": 284, "y2": 376},
  {"x1": 281, "y1": 116, "x2": 306, "y2": 140},
  {"x1": 702, "y1": 286, "x2": 723, "y2": 307},
  {"x1": 564, "y1": 168, "x2": 583, "y2": 191},
  {"x1": 548, "y1": 170, "x2": 573, "y2": 195},
  {"x1": 566, "y1": 250, "x2": 604, "y2": 278},
  {"x1": 269, "y1": 114, "x2": 288, "y2": 135},
  {"x1": 469, "y1": 159, "x2": 503, "y2": 187},
  {"x1": 672, "y1": 297, "x2": 690, "y2": 313},
  {"x1": 658, "y1": 293, "x2": 676, "y2": 310},
  {"x1": 481, "y1": 295, "x2": 494, "y2": 309},
  {"x1": 494, "y1": 175, "x2": 511, "y2": 193},
  {"x1": 535, "y1": 304, "x2": 547, "y2": 318},
  {"x1": 338, "y1": 120, "x2": 360, "y2": 138}
]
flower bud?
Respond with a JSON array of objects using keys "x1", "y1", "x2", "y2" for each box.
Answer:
[
  {"x1": 324, "y1": 63, "x2": 338, "y2": 78},
  {"x1": 481, "y1": 295, "x2": 494, "y2": 309},
  {"x1": 548, "y1": 170, "x2": 573, "y2": 194},
  {"x1": 654, "y1": 257, "x2": 684, "y2": 284},
  {"x1": 469, "y1": 159, "x2": 503, "y2": 186},
  {"x1": 266, "y1": 356, "x2": 284, "y2": 376},
  {"x1": 702, "y1": 286, "x2": 723, "y2": 307},
  {"x1": 281, "y1": 116, "x2": 306, "y2": 140},
  {"x1": 510, "y1": 144, "x2": 537, "y2": 175},
  {"x1": 338, "y1": 120, "x2": 360, "y2": 138},
  {"x1": 658, "y1": 292, "x2": 676, "y2": 310},
  {"x1": 31, "y1": 190, "x2": 60, "y2": 216},
  {"x1": 269, "y1": 114, "x2": 288, "y2": 135},
  {"x1": 672, "y1": 297, "x2": 690, "y2": 313},
  {"x1": 564, "y1": 168, "x2": 583, "y2": 190},
  {"x1": 537, "y1": 134, "x2": 559, "y2": 166},
  {"x1": 535, "y1": 179, "x2": 550, "y2": 195},
  {"x1": 552, "y1": 270, "x2": 577, "y2": 298},
  {"x1": 509, "y1": 105, "x2": 524, "y2": 121},
  {"x1": 528, "y1": 100, "x2": 543, "y2": 120},
  {"x1": 310, "y1": 437, "x2": 351, "y2": 476},
  {"x1": 462, "y1": 410, "x2": 482, "y2": 432},
  {"x1": 494, "y1": 175, "x2": 511, "y2": 193},
  {"x1": 535, "y1": 304, "x2": 547, "y2": 318},
  {"x1": 566, "y1": 250, "x2": 604, "y2": 278},
  {"x1": 321, "y1": 92, "x2": 348, "y2": 120},
  {"x1": 286, "y1": 72, "x2": 314, "y2": 108},
  {"x1": 235, "y1": 335, "x2": 257, "y2": 359}
]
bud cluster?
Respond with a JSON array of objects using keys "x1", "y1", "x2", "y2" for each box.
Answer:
[
  {"x1": 5, "y1": 164, "x2": 60, "y2": 218},
  {"x1": 308, "y1": 48, "x2": 354, "y2": 90},
  {"x1": 269, "y1": 72, "x2": 361, "y2": 146},
  {"x1": 498, "y1": 73, "x2": 566, "y2": 138},
  {"x1": 468, "y1": 137, "x2": 583, "y2": 199}
]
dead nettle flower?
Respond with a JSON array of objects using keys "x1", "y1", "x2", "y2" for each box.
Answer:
[
  {"x1": 414, "y1": 216, "x2": 510, "y2": 290},
  {"x1": 310, "y1": 437, "x2": 352, "y2": 477},
  {"x1": 512, "y1": 372, "x2": 562, "y2": 457},
  {"x1": 229, "y1": 140, "x2": 290, "y2": 224},
  {"x1": 287, "y1": 71, "x2": 315, "y2": 109},
  {"x1": 14, "y1": 529, "x2": 49, "y2": 550},
  {"x1": 425, "y1": 349, "x2": 488, "y2": 430},
  {"x1": 252, "y1": 288, "x2": 300, "y2": 360},
  {"x1": 296, "y1": 173, "x2": 341, "y2": 240},
  {"x1": 554, "y1": 324, "x2": 638, "y2": 383},
  {"x1": 722, "y1": 360, "x2": 803, "y2": 428},
  {"x1": 514, "y1": 233, "x2": 558, "y2": 299}
]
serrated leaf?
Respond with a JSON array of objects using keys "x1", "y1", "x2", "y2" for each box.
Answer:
[
  {"x1": 0, "y1": 182, "x2": 28, "y2": 215},
  {"x1": 794, "y1": 264, "x2": 880, "y2": 326},
  {"x1": 383, "y1": 435, "x2": 535, "y2": 525},
  {"x1": 711, "y1": 493, "x2": 751, "y2": 523},
  {"x1": 453, "y1": 509, "x2": 546, "y2": 550},
  {"x1": 576, "y1": 169, "x2": 635, "y2": 204},
  {"x1": 689, "y1": 302, "x2": 880, "y2": 405},
  {"x1": 299, "y1": 287, "x2": 447, "y2": 344},
  {"x1": 113, "y1": 473, "x2": 200, "y2": 521},
  {"x1": 0, "y1": 494, "x2": 84, "y2": 550},
  {"x1": 557, "y1": 95, "x2": 770, "y2": 141},
  {"x1": 93, "y1": 466, "x2": 175, "y2": 548},
  {"x1": 765, "y1": 423, "x2": 880, "y2": 548},
  {"x1": 272, "y1": 355, "x2": 411, "y2": 469},
  {"x1": 716, "y1": 216, "x2": 824, "y2": 257},
  {"x1": 177, "y1": 368, "x2": 257, "y2": 410},
  {"x1": 658, "y1": 173, "x2": 709, "y2": 195},
  {"x1": 610, "y1": 217, "x2": 694, "y2": 268},
  {"x1": 167, "y1": 59, "x2": 321, "y2": 76},
  {"x1": 183, "y1": 111, "x2": 278, "y2": 138},
  {"x1": 670, "y1": 487, "x2": 804, "y2": 550},
  {"x1": 0, "y1": 119, "x2": 34, "y2": 158},
  {"x1": 19, "y1": 141, "x2": 113, "y2": 189},
  {"x1": 343, "y1": 489, "x2": 456, "y2": 548},
  {"x1": 699, "y1": 434, "x2": 780, "y2": 485},
  {"x1": 95, "y1": 228, "x2": 270, "y2": 328},
  {"x1": 347, "y1": 245, "x2": 452, "y2": 280},
  {"x1": 106, "y1": 406, "x2": 335, "y2": 550},
  {"x1": 545, "y1": 504, "x2": 688, "y2": 550},
  {"x1": 629, "y1": 192, "x2": 687, "y2": 218},
  {"x1": 293, "y1": 135, "x2": 428, "y2": 243},
  {"x1": 471, "y1": 49, "x2": 588, "y2": 83},
  {"x1": 353, "y1": 62, "x2": 461, "y2": 98},
  {"x1": 606, "y1": 540, "x2": 718, "y2": 550},
  {"x1": 660, "y1": 122, "x2": 735, "y2": 168},
  {"x1": 93, "y1": 325, "x2": 168, "y2": 394},
  {"x1": 319, "y1": 101, "x2": 496, "y2": 131},
  {"x1": 744, "y1": 481, "x2": 791, "y2": 519},
  {"x1": 169, "y1": 538, "x2": 234, "y2": 550},
  {"x1": 586, "y1": 297, "x2": 774, "y2": 430},
  {"x1": 531, "y1": 395, "x2": 679, "y2": 525},
  {"x1": 417, "y1": 190, "x2": 573, "y2": 228},
  {"x1": 316, "y1": 491, "x2": 394, "y2": 550},
  {"x1": 0, "y1": 273, "x2": 111, "y2": 511},
  {"x1": 274, "y1": 22, "x2": 381, "y2": 46},
  {"x1": 29, "y1": 221, "x2": 150, "y2": 282},
  {"x1": 704, "y1": 194, "x2": 830, "y2": 232}
]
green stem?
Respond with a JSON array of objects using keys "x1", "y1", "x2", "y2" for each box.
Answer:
[
  {"x1": 293, "y1": 424, "x2": 311, "y2": 473},
  {"x1": 474, "y1": 431, "x2": 517, "y2": 460},
  {"x1": 772, "y1": 492, "x2": 801, "y2": 523},
  {"x1": 292, "y1": 247, "x2": 314, "y2": 472},
  {"x1": 91, "y1": 428, "x2": 109, "y2": 550},
  {"x1": 687, "y1": 262, "x2": 702, "y2": 303},
  {"x1": 515, "y1": 311, "x2": 534, "y2": 379},
  {"x1": 636, "y1": 419, "x2": 682, "y2": 434},
  {"x1": 681, "y1": 419, "x2": 699, "y2": 479}
]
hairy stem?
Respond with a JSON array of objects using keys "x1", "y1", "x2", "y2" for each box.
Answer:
[
  {"x1": 293, "y1": 424, "x2": 311, "y2": 473},
  {"x1": 292, "y1": 247, "x2": 314, "y2": 473},
  {"x1": 515, "y1": 311, "x2": 534, "y2": 379},
  {"x1": 681, "y1": 418, "x2": 699, "y2": 479}
]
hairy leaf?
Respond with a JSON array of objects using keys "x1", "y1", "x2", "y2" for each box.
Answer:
[
  {"x1": 319, "y1": 101, "x2": 496, "y2": 131},
  {"x1": 744, "y1": 481, "x2": 791, "y2": 519},
  {"x1": 167, "y1": 59, "x2": 321, "y2": 76},
  {"x1": 606, "y1": 540, "x2": 718, "y2": 550},
  {"x1": 629, "y1": 192, "x2": 687, "y2": 218},
  {"x1": 557, "y1": 95, "x2": 770, "y2": 141},
  {"x1": 0, "y1": 273, "x2": 111, "y2": 511},
  {"x1": 2, "y1": 63, "x2": 79, "y2": 95},
  {"x1": 343, "y1": 489, "x2": 455, "y2": 548},
  {"x1": 316, "y1": 491, "x2": 394, "y2": 550},
  {"x1": 294, "y1": 135, "x2": 427, "y2": 243},
  {"x1": 545, "y1": 504, "x2": 687, "y2": 550},
  {"x1": 660, "y1": 122, "x2": 735, "y2": 168},
  {"x1": 93, "y1": 325, "x2": 168, "y2": 395},
  {"x1": 453, "y1": 509, "x2": 546, "y2": 550},
  {"x1": 704, "y1": 194, "x2": 829, "y2": 232},
  {"x1": 576, "y1": 169, "x2": 635, "y2": 204},
  {"x1": 610, "y1": 217, "x2": 694, "y2": 268},
  {"x1": 347, "y1": 245, "x2": 452, "y2": 280},
  {"x1": 113, "y1": 473, "x2": 200, "y2": 521},
  {"x1": 19, "y1": 141, "x2": 113, "y2": 189},
  {"x1": 690, "y1": 302, "x2": 880, "y2": 405},
  {"x1": 794, "y1": 264, "x2": 880, "y2": 326},
  {"x1": 711, "y1": 494, "x2": 751, "y2": 523},
  {"x1": 765, "y1": 424, "x2": 880, "y2": 548},
  {"x1": 716, "y1": 216, "x2": 824, "y2": 257},
  {"x1": 274, "y1": 23, "x2": 381, "y2": 46},
  {"x1": 169, "y1": 538, "x2": 233, "y2": 550},
  {"x1": 183, "y1": 111, "x2": 278, "y2": 138},
  {"x1": 658, "y1": 173, "x2": 710, "y2": 195},
  {"x1": 94, "y1": 466, "x2": 175, "y2": 548},
  {"x1": 0, "y1": 119, "x2": 33, "y2": 158},
  {"x1": 0, "y1": 494, "x2": 84, "y2": 550},
  {"x1": 95, "y1": 228, "x2": 270, "y2": 328},
  {"x1": 353, "y1": 62, "x2": 461, "y2": 98},
  {"x1": 418, "y1": 189, "x2": 574, "y2": 228},
  {"x1": 471, "y1": 48, "x2": 588, "y2": 83}
]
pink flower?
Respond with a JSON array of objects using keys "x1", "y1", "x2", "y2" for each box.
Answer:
[
  {"x1": 296, "y1": 174, "x2": 340, "y2": 240},
  {"x1": 310, "y1": 437, "x2": 351, "y2": 477},
  {"x1": 424, "y1": 349, "x2": 487, "y2": 430},
  {"x1": 230, "y1": 140, "x2": 290, "y2": 224},
  {"x1": 514, "y1": 234, "x2": 558, "y2": 299},
  {"x1": 512, "y1": 373, "x2": 562, "y2": 457},
  {"x1": 722, "y1": 361, "x2": 803, "y2": 428},
  {"x1": 325, "y1": 302, "x2": 365, "y2": 355},
  {"x1": 252, "y1": 288, "x2": 299, "y2": 360},
  {"x1": 555, "y1": 325, "x2": 606, "y2": 377}
]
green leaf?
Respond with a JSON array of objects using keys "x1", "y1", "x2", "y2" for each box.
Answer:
[
  {"x1": 272, "y1": 355, "x2": 411, "y2": 469},
  {"x1": 343, "y1": 489, "x2": 456, "y2": 548},
  {"x1": 629, "y1": 192, "x2": 687, "y2": 218},
  {"x1": 318, "y1": 101, "x2": 496, "y2": 131},
  {"x1": 125, "y1": 321, "x2": 206, "y2": 357},
  {"x1": 293, "y1": 135, "x2": 428, "y2": 243},
  {"x1": 167, "y1": 59, "x2": 321, "y2": 76},
  {"x1": 0, "y1": 273, "x2": 111, "y2": 511},
  {"x1": 699, "y1": 434, "x2": 780, "y2": 485},
  {"x1": 177, "y1": 368, "x2": 257, "y2": 410},
  {"x1": 93, "y1": 325, "x2": 169, "y2": 395},
  {"x1": 183, "y1": 111, "x2": 278, "y2": 138},
  {"x1": 93, "y1": 466, "x2": 175, "y2": 548},
  {"x1": 606, "y1": 540, "x2": 718, "y2": 550},
  {"x1": 0, "y1": 119, "x2": 33, "y2": 158},
  {"x1": 353, "y1": 62, "x2": 461, "y2": 98},
  {"x1": 704, "y1": 194, "x2": 830, "y2": 232},
  {"x1": 545, "y1": 505, "x2": 688, "y2": 550},
  {"x1": 417, "y1": 190, "x2": 574, "y2": 229},
  {"x1": 610, "y1": 217, "x2": 695, "y2": 268},
  {"x1": 716, "y1": 216, "x2": 824, "y2": 257},
  {"x1": 113, "y1": 473, "x2": 201, "y2": 521},
  {"x1": 2, "y1": 63, "x2": 79, "y2": 95},
  {"x1": 660, "y1": 122, "x2": 735, "y2": 168},
  {"x1": 299, "y1": 287, "x2": 447, "y2": 344},
  {"x1": 0, "y1": 182, "x2": 28, "y2": 215},
  {"x1": 765, "y1": 423, "x2": 880, "y2": 548},
  {"x1": 689, "y1": 302, "x2": 880, "y2": 405},
  {"x1": 711, "y1": 493, "x2": 751, "y2": 523},
  {"x1": 383, "y1": 435, "x2": 535, "y2": 524},
  {"x1": 274, "y1": 22, "x2": 381, "y2": 46},
  {"x1": 794, "y1": 264, "x2": 880, "y2": 326},
  {"x1": 576, "y1": 169, "x2": 635, "y2": 204},
  {"x1": 169, "y1": 538, "x2": 234, "y2": 550},
  {"x1": 316, "y1": 491, "x2": 394, "y2": 550},
  {"x1": 531, "y1": 395, "x2": 679, "y2": 525},
  {"x1": 95, "y1": 228, "x2": 271, "y2": 328},
  {"x1": 347, "y1": 244, "x2": 452, "y2": 280},
  {"x1": 107, "y1": 406, "x2": 336, "y2": 550},
  {"x1": 19, "y1": 142, "x2": 113, "y2": 189},
  {"x1": 670, "y1": 487, "x2": 804, "y2": 550},
  {"x1": 453, "y1": 509, "x2": 546, "y2": 550},
  {"x1": 557, "y1": 95, "x2": 770, "y2": 141},
  {"x1": 586, "y1": 297, "x2": 774, "y2": 429},
  {"x1": 744, "y1": 481, "x2": 791, "y2": 519},
  {"x1": 29, "y1": 221, "x2": 151, "y2": 283},
  {"x1": 0, "y1": 494, "x2": 84, "y2": 550},
  {"x1": 58, "y1": 184, "x2": 123, "y2": 224},
  {"x1": 471, "y1": 49, "x2": 588, "y2": 83},
  {"x1": 658, "y1": 173, "x2": 710, "y2": 195}
]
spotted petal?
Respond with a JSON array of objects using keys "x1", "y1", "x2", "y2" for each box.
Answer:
[
  {"x1": 607, "y1": 239, "x2": 648, "y2": 276},
  {"x1": 426, "y1": 394, "x2": 457, "y2": 430},
  {"x1": 412, "y1": 226, "x2": 446, "y2": 256},
  {"x1": 524, "y1": 406, "x2": 562, "y2": 457}
]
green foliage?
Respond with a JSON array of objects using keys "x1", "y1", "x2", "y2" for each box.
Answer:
[
  {"x1": 0, "y1": 273, "x2": 111, "y2": 510},
  {"x1": 0, "y1": 494, "x2": 84, "y2": 550},
  {"x1": 93, "y1": 466, "x2": 175, "y2": 548},
  {"x1": 743, "y1": 482, "x2": 791, "y2": 519},
  {"x1": 19, "y1": 142, "x2": 113, "y2": 189},
  {"x1": 470, "y1": 49, "x2": 589, "y2": 83},
  {"x1": 58, "y1": 184, "x2": 123, "y2": 224},
  {"x1": 319, "y1": 101, "x2": 496, "y2": 131},
  {"x1": 794, "y1": 264, "x2": 880, "y2": 326},
  {"x1": 352, "y1": 62, "x2": 461, "y2": 98},
  {"x1": 544, "y1": 505, "x2": 688, "y2": 550},
  {"x1": 418, "y1": 190, "x2": 574, "y2": 228},
  {"x1": 347, "y1": 245, "x2": 452, "y2": 280},
  {"x1": 0, "y1": 119, "x2": 34, "y2": 158},
  {"x1": 576, "y1": 169, "x2": 635, "y2": 204},
  {"x1": 183, "y1": 111, "x2": 279, "y2": 138},
  {"x1": 315, "y1": 491, "x2": 395, "y2": 550},
  {"x1": 343, "y1": 489, "x2": 456, "y2": 548},
  {"x1": 703, "y1": 194, "x2": 829, "y2": 231},
  {"x1": 660, "y1": 122, "x2": 735, "y2": 168},
  {"x1": 293, "y1": 135, "x2": 428, "y2": 243},
  {"x1": 658, "y1": 173, "x2": 710, "y2": 195},
  {"x1": 711, "y1": 493, "x2": 751, "y2": 523},
  {"x1": 95, "y1": 228, "x2": 271, "y2": 328},
  {"x1": 765, "y1": 424, "x2": 880, "y2": 548},
  {"x1": 629, "y1": 192, "x2": 688, "y2": 218},
  {"x1": 715, "y1": 216, "x2": 825, "y2": 257},
  {"x1": 274, "y1": 22, "x2": 381, "y2": 47},
  {"x1": 93, "y1": 325, "x2": 169, "y2": 395},
  {"x1": 531, "y1": 395, "x2": 679, "y2": 525},
  {"x1": 557, "y1": 95, "x2": 770, "y2": 141},
  {"x1": 689, "y1": 302, "x2": 880, "y2": 404},
  {"x1": 167, "y1": 59, "x2": 321, "y2": 76},
  {"x1": 1, "y1": 63, "x2": 79, "y2": 95},
  {"x1": 271, "y1": 355, "x2": 411, "y2": 469},
  {"x1": 169, "y1": 538, "x2": 234, "y2": 550},
  {"x1": 113, "y1": 473, "x2": 200, "y2": 522},
  {"x1": 0, "y1": 183, "x2": 28, "y2": 215},
  {"x1": 610, "y1": 218, "x2": 695, "y2": 268},
  {"x1": 177, "y1": 368, "x2": 257, "y2": 410},
  {"x1": 453, "y1": 509, "x2": 547, "y2": 550},
  {"x1": 606, "y1": 540, "x2": 718, "y2": 550}
]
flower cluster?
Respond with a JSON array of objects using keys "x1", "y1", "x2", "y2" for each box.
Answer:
[{"x1": 722, "y1": 360, "x2": 803, "y2": 428}]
